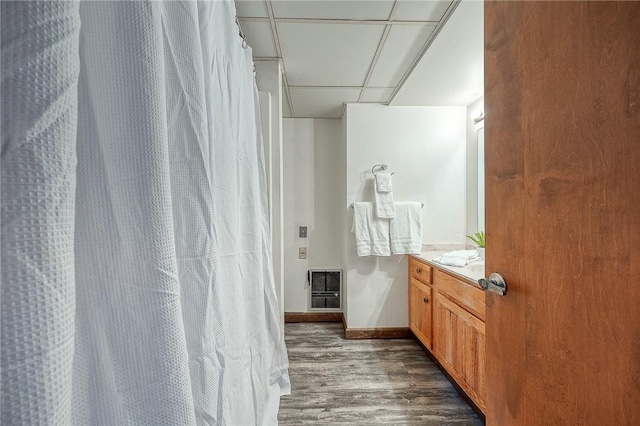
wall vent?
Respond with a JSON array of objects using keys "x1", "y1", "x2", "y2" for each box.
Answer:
[{"x1": 308, "y1": 269, "x2": 342, "y2": 311}]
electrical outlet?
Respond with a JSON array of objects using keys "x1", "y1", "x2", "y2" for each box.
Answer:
[
  {"x1": 299, "y1": 226, "x2": 307, "y2": 238},
  {"x1": 299, "y1": 247, "x2": 307, "y2": 259}
]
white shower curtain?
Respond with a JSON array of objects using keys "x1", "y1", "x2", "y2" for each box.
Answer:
[{"x1": 1, "y1": 1, "x2": 290, "y2": 424}]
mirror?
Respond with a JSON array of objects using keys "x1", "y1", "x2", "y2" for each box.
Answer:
[{"x1": 477, "y1": 126, "x2": 485, "y2": 231}]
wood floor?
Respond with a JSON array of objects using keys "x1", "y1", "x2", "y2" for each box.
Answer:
[{"x1": 278, "y1": 322, "x2": 484, "y2": 425}]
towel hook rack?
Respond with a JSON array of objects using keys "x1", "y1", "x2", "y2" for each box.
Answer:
[{"x1": 372, "y1": 164, "x2": 394, "y2": 176}]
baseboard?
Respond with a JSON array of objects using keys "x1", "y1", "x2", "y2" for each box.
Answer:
[
  {"x1": 284, "y1": 312, "x2": 343, "y2": 323},
  {"x1": 288, "y1": 312, "x2": 411, "y2": 340},
  {"x1": 344, "y1": 327, "x2": 411, "y2": 340}
]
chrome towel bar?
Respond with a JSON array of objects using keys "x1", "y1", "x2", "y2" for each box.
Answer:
[{"x1": 349, "y1": 202, "x2": 423, "y2": 208}]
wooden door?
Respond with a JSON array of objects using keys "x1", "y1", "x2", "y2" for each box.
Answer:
[{"x1": 485, "y1": 2, "x2": 640, "y2": 424}]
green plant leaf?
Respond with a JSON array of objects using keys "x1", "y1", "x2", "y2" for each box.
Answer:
[{"x1": 466, "y1": 230, "x2": 485, "y2": 248}]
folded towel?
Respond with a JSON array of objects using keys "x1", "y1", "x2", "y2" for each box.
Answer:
[
  {"x1": 352, "y1": 202, "x2": 390, "y2": 256},
  {"x1": 374, "y1": 174, "x2": 395, "y2": 218},
  {"x1": 375, "y1": 173, "x2": 392, "y2": 193},
  {"x1": 389, "y1": 202, "x2": 422, "y2": 255},
  {"x1": 433, "y1": 250, "x2": 479, "y2": 267}
]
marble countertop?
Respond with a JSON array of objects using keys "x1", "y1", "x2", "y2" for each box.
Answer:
[{"x1": 412, "y1": 251, "x2": 485, "y2": 284}]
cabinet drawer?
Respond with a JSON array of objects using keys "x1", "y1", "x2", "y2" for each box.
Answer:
[
  {"x1": 409, "y1": 257, "x2": 432, "y2": 285},
  {"x1": 434, "y1": 269, "x2": 485, "y2": 321}
]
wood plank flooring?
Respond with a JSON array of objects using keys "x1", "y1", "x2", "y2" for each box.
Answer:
[{"x1": 279, "y1": 322, "x2": 484, "y2": 425}]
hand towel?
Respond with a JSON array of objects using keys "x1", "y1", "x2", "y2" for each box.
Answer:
[
  {"x1": 389, "y1": 202, "x2": 422, "y2": 255},
  {"x1": 375, "y1": 173, "x2": 392, "y2": 193},
  {"x1": 374, "y1": 174, "x2": 395, "y2": 218},
  {"x1": 352, "y1": 202, "x2": 390, "y2": 256},
  {"x1": 433, "y1": 250, "x2": 479, "y2": 267}
]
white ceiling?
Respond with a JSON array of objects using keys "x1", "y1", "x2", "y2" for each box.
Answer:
[
  {"x1": 236, "y1": 0, "x2": 482, "y2": 118},
  {"x1": 391, "y1": 0, "x2": 484, "y2": 106}
]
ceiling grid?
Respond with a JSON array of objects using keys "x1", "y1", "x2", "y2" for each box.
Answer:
[
  {"x1": 265, "y1": 0, "x2": 296, "y2": 117},
  {"x1": 236, "y1": 0, "x2": 479, "y2": 119}
]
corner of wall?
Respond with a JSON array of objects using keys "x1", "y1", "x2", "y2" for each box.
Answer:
[{"x1": 255, "y1": 61, "x2": 285, "y2": 323}]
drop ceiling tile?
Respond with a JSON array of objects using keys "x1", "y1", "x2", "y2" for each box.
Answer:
[
  {"x1": 368, "y1": 24, "x2": 436, "y2": 87},
  {"x1": 360, "y1": 88, "x2": 393, "y2": 102},
  {"x1": 272, "y1": 0, "x2": 394, "y2": 20},
  {"x1": 394, "y1": 0, "x2": 453, "y2": 22},
  {"x1": 391, "y1": 0, "x2": 483, "y2": 106},
  {"x1": 289, "y1": 87, "x2": 361, "y2": 118},
  {"x1": 240, "y1": 21, "x2": 277, "y2": 57},
  {"x1": 235, "y1": 0, "x2": 268, "y2": 18},
  {"x1": 278, "y1": 23, "x2": 385, "y2": 86}
]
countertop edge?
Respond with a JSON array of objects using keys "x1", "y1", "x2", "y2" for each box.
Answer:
[{"x1": 411, "y1": 252, "x2": 485, "y2": 288}]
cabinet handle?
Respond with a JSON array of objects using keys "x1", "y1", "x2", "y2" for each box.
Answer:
[
  {"x1": 416, "y1": 268, "x2": 422, "y2": 274},
  {"x1": 423, "y1": 297, "x2": 429, "y2": 303}
]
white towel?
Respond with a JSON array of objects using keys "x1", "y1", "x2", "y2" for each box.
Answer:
[
  {"x1": 352, "y1": 202, "x2": 390, "y2": 256},
  {"x1": 375, "y1": 173, "x2": 392, "y2": 193},
  {"x1": 374, "y1": 174, "x2": 395, "y2": 218},
  {"x1": 389, "y1": 202, "x2": 422, "y2": 255},
  {"x1": 433, "y1": 250, "x2": 479, "y2": 267}
]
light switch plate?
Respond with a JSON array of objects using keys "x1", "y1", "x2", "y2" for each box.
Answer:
[
  {"x1": 299, "y1": 247, "x2": 307, "y2": 259},
  {"x1": 299, "y1": 226, "x2": 307, "y2": 238}
]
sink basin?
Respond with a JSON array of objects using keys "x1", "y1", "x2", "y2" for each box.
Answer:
[{"x1": 466, "y1": 262, "x2": 486, "y2": 277}]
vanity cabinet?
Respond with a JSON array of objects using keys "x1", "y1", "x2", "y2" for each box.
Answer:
[
  {"x1": 433, "y1": 287, "x2": 486, "y2": 412},
  {"x1": 409, "y1": 256, "x2": 486, "y2": 413}
]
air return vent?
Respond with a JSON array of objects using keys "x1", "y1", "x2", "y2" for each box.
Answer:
[{"x1": 308, "y1": 270, "x2": 342, "y2": 311}]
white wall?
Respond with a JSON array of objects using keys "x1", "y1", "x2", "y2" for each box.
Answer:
[
  {"x1": 345, "y1": 103, "x2": 466, "y2": 328},
  {"x1": 310, "y1": 120, "x2": 347, "y2": 271},
  {"x1": 255, "y1": 61, "x2": 284, "y2": 321},
  {"x1": 282, "y1": 118, "x2": 346, "y2": 312},
  {"x1": 283, "y1": 119, "x2": 314, "y2": 312}
]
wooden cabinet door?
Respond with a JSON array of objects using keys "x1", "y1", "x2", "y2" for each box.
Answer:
[
  {"x1": 485, "y1": 2, "x2": 640, "y2": 424},
  {"x1": 434, "y1": 292, "x2": 486, "y2": 412},
  {"x1": 409, "y1": 279, "x2": 432, "y2": 348}
]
